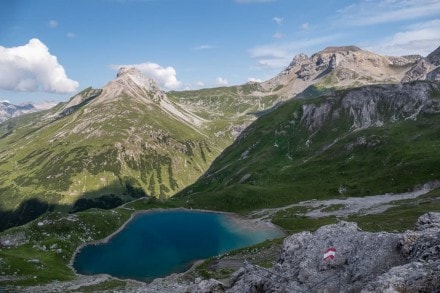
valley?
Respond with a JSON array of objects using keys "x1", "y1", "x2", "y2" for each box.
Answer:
[{"x1": 0, "y1": 45, "x2": 440, "y2": 291}]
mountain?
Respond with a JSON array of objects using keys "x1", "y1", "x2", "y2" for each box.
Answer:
[
  {"x1": 167, "y1": 46, "x2": 422, "y2": 142},
  {"x1": 1, "y1": 45, "x2": 440, "y2": 290},
  {"x1": 0, "y1": 101, "x2": 38, "y2": 122},
  {"x1": 403, "y1": 45, "x2": 440, "y2": 82},
  {"x1": 0, "y1": 46, "x2": 434, "y2": 229},
  {"x1": 259, "y1": 46, "x2": 421, "y2": 99},
  {"x1": 0, "y1": 67, "x2": 225, "y2": 229},
  {"x1": 175, "y1": 80, "x2": 440, "y2": 212}
]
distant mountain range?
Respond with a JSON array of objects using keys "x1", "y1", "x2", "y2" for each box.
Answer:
[
  {"x1": 0, "y1": 101, "x2": 37, "y2": 123},
  {"x1": 0, "y1": 45, "x2": 439, "y2": 230},
  {"x1": 0, "y1": 100, "x2": 57, "y2": 123}
]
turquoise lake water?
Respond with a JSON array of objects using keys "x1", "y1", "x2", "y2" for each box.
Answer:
[{"x1": 73, "y1": 210, "x2": 282, "y2": 281}]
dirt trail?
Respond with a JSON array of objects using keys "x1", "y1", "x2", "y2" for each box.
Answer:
[{"x1": 250, "y1": 181, "x2": 440, "y2": 220}]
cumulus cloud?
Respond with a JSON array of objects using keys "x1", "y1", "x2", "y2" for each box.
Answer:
[
  {"x1": 0, "y1": 38, "x2": 79, "y2": 93},
  {"x1": 110, "y1": 62, "x2": 182, "y2": 89},
  {"x1": 273, "y1": 17, "x2": 284, "y2": 25},
  {"x1": 337, "y1": 0, "x2": 440, "y2": 26},
  {"x1": 48, "y1": 20, "x2": 58, "y2": 28},
  {"x1": 366, "y1": 19, "x2": 440, "y2": 56},
  {"x1": 216, "y1": 77, "x2": 228, "y2": 86}
]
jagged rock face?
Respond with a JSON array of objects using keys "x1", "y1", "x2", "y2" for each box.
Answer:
[
  {"x1": 402, "y1": 45, "x2": 440, "y2": 82},
  {"x1": 261, "y1": 46, "x2": 420, "y2": 99},
  {"x1": 301, "y1": 82, "x2": 440, "y2": 131},
  {"x1": 427, "y1": 66, "x2": 440, "y2": 81},
  {"x1": 0, "y1": 101, "x2": 37, "y2": 122},
  {"x1": 427, "y1": 45, "x2": 440, "y2": 66},
  {"x1": 226, "y1": 213, "x2": 440, "y2": 293}
]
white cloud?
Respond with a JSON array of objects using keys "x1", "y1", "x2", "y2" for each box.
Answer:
[
  {"x1": 247, "y1": 77, "x2": 262, "y2": 82},
  {"x1": 192, "y1": 44, "x2": 214, "y2": 50},
  {"x1": 216, "y1": 77, "x2": 228, "y2": 86},
  {"x1": 366, "y1": 19, "x2": 440, "y2": 56},
  {"x1": 195, "y1": 81, "x2": 205, "y2": 87},
  {"x1": 249, "y1": 35, "x2": 338, "y2": 69},
  {"x1": 110, "y1": 62, "x2": 182, "y2": 89},
  {"x1": 301, "y1": 22, "x2": 309, "y2": 30},
  {"x1": 67, "y1": 32, "x2": 76, "y2": 39},
  {"x1": 0, "y1": 38, "x2": 79, "y2": 93},
  {"x1": 48, "y1": 20, "x2": 58, "y2": 28},
  {"x1": 273, "y1": 17, "x2": 284, "y2": 25},
  {"x1": 337, "y1": 0, "x2": 440, "y2": 26}
]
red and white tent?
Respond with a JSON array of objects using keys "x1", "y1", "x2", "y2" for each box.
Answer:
[{"x1": 323, "y1": 247, "x2": 336, "y2": 261}]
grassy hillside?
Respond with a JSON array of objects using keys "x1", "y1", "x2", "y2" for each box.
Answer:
[
  {"x1": 174, "y1": 81, "x2": 440, "y2": 213},
  {"x1": 168, "y1": 84, "x2": 282, "y2": 143},
  {"x1": 0, "y1": 87, "x2": 223, "y2": 230}
]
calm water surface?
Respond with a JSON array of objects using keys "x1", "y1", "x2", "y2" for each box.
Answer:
[{"x1": 73, "y1": 210, "x2": 282, "y2": 281}]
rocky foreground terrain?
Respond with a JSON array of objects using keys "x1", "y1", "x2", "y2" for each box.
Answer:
[
  {"x1": 16, "y1": 212, "x2": 440, "y2": 292},
  {"x1": 226, "y1": 212, "x2": 440, "y2": 292}
]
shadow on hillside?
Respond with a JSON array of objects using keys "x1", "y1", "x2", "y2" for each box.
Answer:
[
  {"x1": 0, "y1": 198, "x2": 56, "y2": 232},
  {"x1": 0, "y1": 182, "x2": 149, "y2": 232}
]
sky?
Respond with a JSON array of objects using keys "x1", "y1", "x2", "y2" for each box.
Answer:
[{"x1": 0, "y1": 0, "x2": 439, "y2": 105}]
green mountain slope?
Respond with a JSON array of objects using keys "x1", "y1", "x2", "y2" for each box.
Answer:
[
  {"x1": 0, "y1": 68, "x2": 223, "y2": 227},
  {"x1": 175, "y1": 81, "x2": 440, "y2": 212},
  {"x1": 168, "y1": 84, "x2": 281, "y2": 142}
]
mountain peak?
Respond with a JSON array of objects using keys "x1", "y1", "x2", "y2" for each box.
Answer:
[
  {"x1": 114, "y1": 66, "x2": 160, "y2": 90},
  {"x1": 116, "y1": 66, "x2": 143, "y2": 78},
  {"x1": 319, "y1": 45, "x2": 362, "y2": 54},
  {"x1": 93, "y1": 67, "x2": 164, "y2": 105},
  {"x1": 262, "y1": 45, "x2": 421, "y2": 99}
]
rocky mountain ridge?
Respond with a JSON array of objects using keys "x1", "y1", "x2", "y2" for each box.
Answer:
[
  {"x1": 177, "y1": 80, "x2": 440, "y2": 212},
  {"x1": 403, "y1": 45, "x2": 440, "y2": 82},
  {"x1": 260, "y1": 45, "x2": 422, "y2": 99},
  {"x1": 0, "y1": 101, "x2": 38, "y2": 122},
  {"x1": 1, "y1": 45, "x2": 439, "y2": 228}
]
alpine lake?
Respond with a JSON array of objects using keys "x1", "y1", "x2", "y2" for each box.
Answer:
[{"x1": 73, "y1": 209, "x2": 283, "y2": 282}]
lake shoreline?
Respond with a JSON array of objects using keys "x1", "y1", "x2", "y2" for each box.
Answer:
[{"x1": 69, "y1": 207, "x2": 285, "y2": 280}]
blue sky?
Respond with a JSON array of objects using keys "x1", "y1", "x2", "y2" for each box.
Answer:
[{"x1": 0, "y1": 0, "x2": 439, "y2": 105}]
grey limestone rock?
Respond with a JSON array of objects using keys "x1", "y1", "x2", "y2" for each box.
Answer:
[{"x1": 226, "y1": 213, "x2": 440, "y2": 292}]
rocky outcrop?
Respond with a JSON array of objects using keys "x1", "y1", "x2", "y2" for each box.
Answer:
[
  {"x1": 225, "y1": 212, "x2": 440, "y2": 292},
  {"x1": 261, "y1": 46, "x2": 421, "y2": 99},
  {"x1": 402, "y1": 45, "x2": 440, "y2": 82},
  {"x1": 97, "y1": 66, "x2": 166, "y2": 104},
  {"x1": 300, "y1": 81, "x2": 440, "y2": 132},
  {"x1": 427, "y1": 45, "x2": 440, "y2": 66}
]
